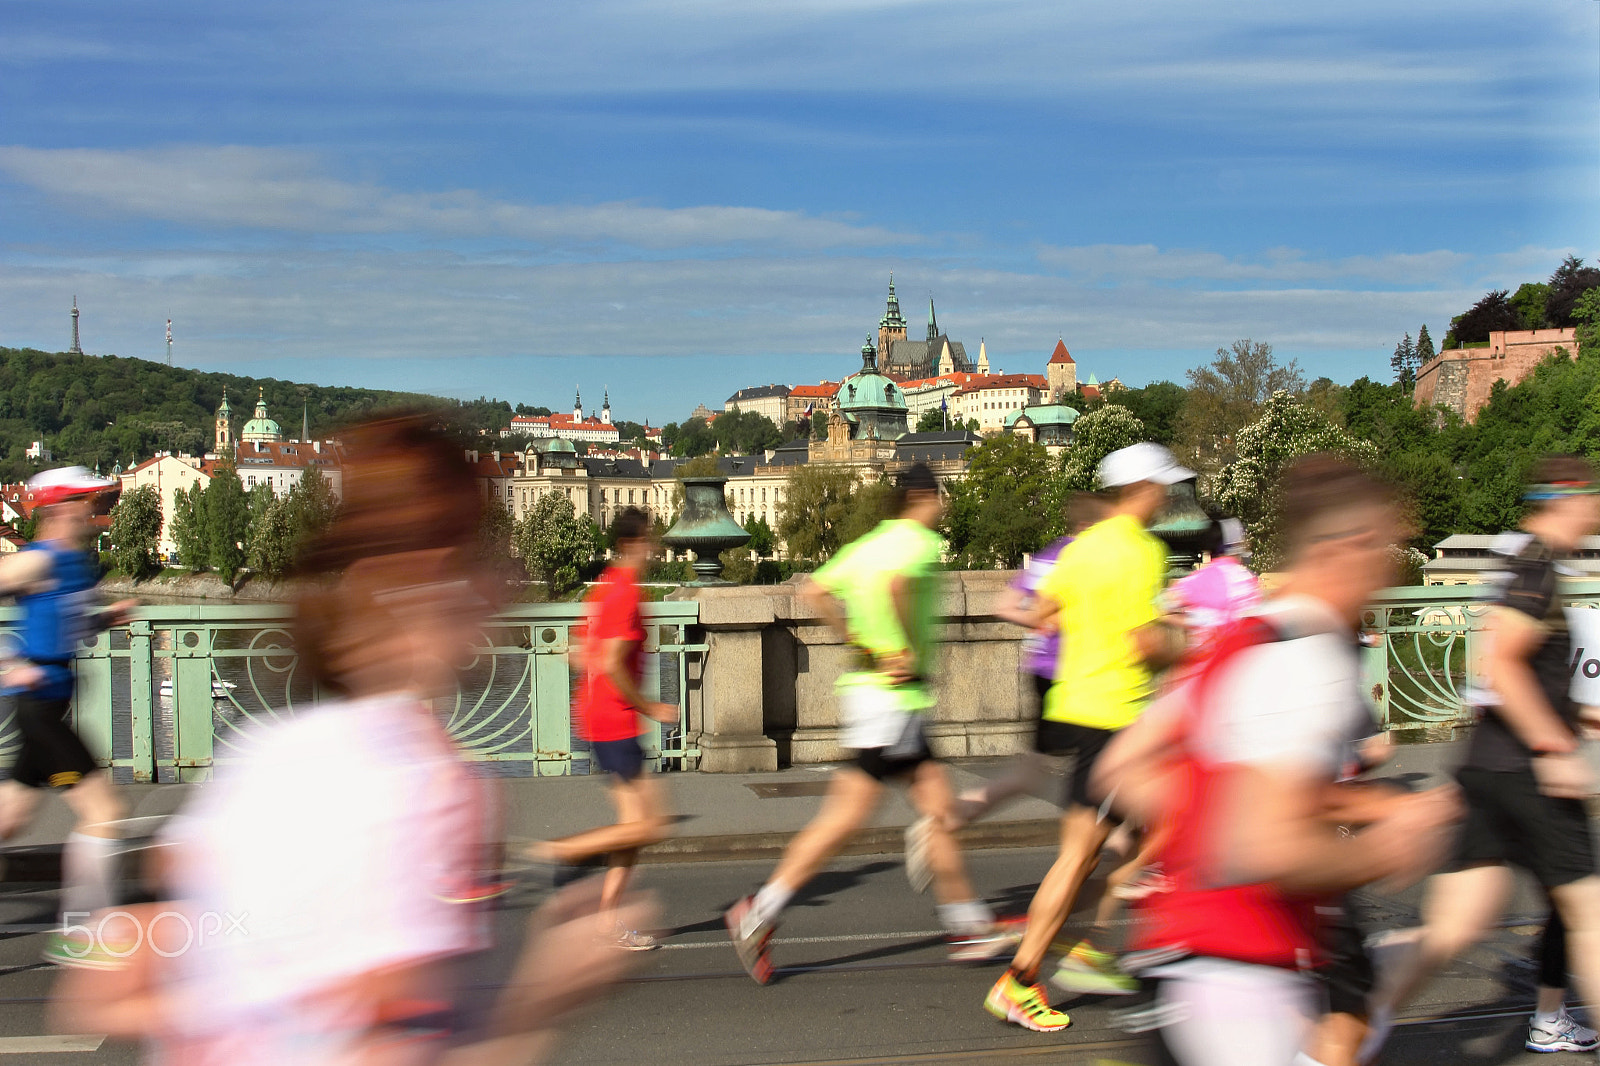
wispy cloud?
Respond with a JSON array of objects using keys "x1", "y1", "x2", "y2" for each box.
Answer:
[
  {"x1": 0, "y1": 145, "x2": 917, "y2": 251},
  {"x1": 1035, "y1": 242, "x2": 1577, "y2": 289}
]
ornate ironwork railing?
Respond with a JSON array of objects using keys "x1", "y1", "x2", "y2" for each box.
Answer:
[
  {"x1": 1361, "y1": 580, "x2": 1600, "y2": 731},
  {"x1": 0, "y1": 601, "x2": 703, "y2": 783}
]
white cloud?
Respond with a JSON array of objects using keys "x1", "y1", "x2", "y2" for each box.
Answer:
[{"x1": 0, "y1": 145, "x2": 916, "y2": 251}]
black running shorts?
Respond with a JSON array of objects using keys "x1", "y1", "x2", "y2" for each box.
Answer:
[
  {"x1": 1452, "y1": 766, "x2": 1597, "y2": 889},
  {"x1": 591, "y1": 736, "x2": 646, "y2": 781},
  {"x1": 1035, "y1": 719, "x2": 1118, "y2": 809},
  {"x1": 7, "y1": 694, "x2": 98, "y2": 790},
  {"x1": 1315, "y1": 896, "x2": 1375, "y2": 1018}
]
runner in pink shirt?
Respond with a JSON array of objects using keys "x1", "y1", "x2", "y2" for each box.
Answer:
[{"x1": 1167, "y1": 518, "x2": 1261, "y2": 649}]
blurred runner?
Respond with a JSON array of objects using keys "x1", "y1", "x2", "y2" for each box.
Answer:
[
  {"x1": 525, "y1": 506, "x2": 674, "y2": 950},
  {"x1": 1166, "y1": 517, "x2": 1260, "y2": 649},
  {"x1": 1090, "y1": 454, "x2": 1459, "y2": 1066},
  {"x1": 984, "y1": 443, "x2": 1189, "y2": 1032},
  {"x1": 1362, "y1": 454, "x2": 1600, "y2": 1062},
  {"x1": 725, "y1": 463, "x2": 1013, "y2": 984},
  {"x1": 52, "y1": 416, "x2": 653, "y2": 1066},
  {"x1": 920, "y1": 492, "x2": 1109, "y2": 871},
  {"x1": 0, "y1": 466, "x2": 135, "y2": 966}
]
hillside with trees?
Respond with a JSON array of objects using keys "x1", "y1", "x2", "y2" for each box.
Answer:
[{"x1": 0, "y1": 346, "x2": 526, "y2": 483}]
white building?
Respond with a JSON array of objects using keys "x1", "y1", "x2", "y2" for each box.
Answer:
[
  {"x1": 948, "y1": 373, "x2": 1047, "y2": 434},
  {"x1": 119, "y1": 453, "x2": 215, "y2": 558}
]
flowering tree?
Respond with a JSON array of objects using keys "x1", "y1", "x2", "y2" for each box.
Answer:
[{"x1": 1213, "y1": 391, "x2": 1379, "y2": 568}]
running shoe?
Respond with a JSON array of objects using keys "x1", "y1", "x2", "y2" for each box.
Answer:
[
  {"x1": 984, "y1": 972, "x2": 1072, "y2": 1032},
  {"x1": 1110, "y1": 863, "x2": 1173, "y2": 901},
  {"x1": 1050, "y1": 941, "x2": 1139, "y2": 996},
  {"x1": 904, "y1": 815, "x2": 934, "y2": 894},
  {"x1": 42, "y1": 931, "x2": 131, "y2": 970},
  {"x1": 1526, "y1": 1007, "x2": 1599, "y2": 1053},
  {"x1": 947, "y1": 918, "x2": 1025, "y2": 963},
  {"x1": 724, "y1": 896, "x2": 776, "y2": 984},
  {"x1": 615, "y1": 927, "x2": 660, "y2": 952}
]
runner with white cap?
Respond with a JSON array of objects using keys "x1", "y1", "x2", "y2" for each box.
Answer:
[
  {"x1": 0, "y1": 466, "x2": 135, "y2": 966},
  {"x1": 984, "y1": 443, "x2": 1190, "y2": 1031}
]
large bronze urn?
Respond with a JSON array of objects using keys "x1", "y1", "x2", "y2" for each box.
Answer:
[{"x1": 661, "y1": 477, "x2": 752, "y2": 585}]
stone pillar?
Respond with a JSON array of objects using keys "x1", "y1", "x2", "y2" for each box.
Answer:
[{"x1": 673, "y1": 586, "x2": 780, "y2": 772}]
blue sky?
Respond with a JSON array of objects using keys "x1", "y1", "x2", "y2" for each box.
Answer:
[{"x1": 2, "y1": 0, "x2": 1597, "y2": 424}]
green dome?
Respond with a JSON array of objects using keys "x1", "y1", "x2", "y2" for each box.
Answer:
[
  {"x1": 1006, "y1": 403, "x2": 1079, "y2": 429},
  {"x1": 545, "y1": 438, "x2": 577, "y2": 454},
  {"x1": 839, "y1": 371, "x2": 906, "y2": 411},
  {"x1": 242, "y1": 416, "x2": 281, "y2": 436}
]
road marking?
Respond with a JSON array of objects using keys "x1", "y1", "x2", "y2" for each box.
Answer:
[
  {"x1": 0, "y1": 1035, "x2": 105, "y2": 1053},
  {"x1": 661, "y1": 929, "x2": 948, "y2": 950}
]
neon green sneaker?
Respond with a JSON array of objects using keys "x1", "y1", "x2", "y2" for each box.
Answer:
[
  {"x1": 984, "y1": 972, "x2": 1072, "y2": 1032},
  {"x1": 1050, "y1": 941, "x2": 1139, "y2": 996},
  {"x1": 42, "y1": 931, "x2": 131, "y2": 970}
]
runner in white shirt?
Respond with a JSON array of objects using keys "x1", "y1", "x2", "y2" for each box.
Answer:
[{"x1": 52, "y1": 416, "x2": 650, "y2": 1066}]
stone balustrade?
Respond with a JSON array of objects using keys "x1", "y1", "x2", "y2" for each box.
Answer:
[{"x1": 671, "y1": 573, "x2": 1032, "y2": 773}]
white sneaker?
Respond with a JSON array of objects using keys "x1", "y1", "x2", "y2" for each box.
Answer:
[{"x1": 1526, "y1": 1008, "x2": 1599, "y2": 1053}]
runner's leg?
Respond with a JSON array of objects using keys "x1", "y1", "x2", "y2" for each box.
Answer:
[
  {"x1": 1548, "y1": 875, "x2": 1600, "y2": 1029},
  {"x1": 597, "y1": 774, "x2": 667, "y2": 935},
  {"x1": 766, "y1": 768, "x2": 883, "y2": 897},
  {"x1": 1369, "y1": 864, "x2": 1511, "y2": 1019},
  {"x1": 0, "y1": 780, "x2": 40, "y2": 840},
  {"x1": 1009, "y1": 804, "x2": 1111, "y2": 981}
]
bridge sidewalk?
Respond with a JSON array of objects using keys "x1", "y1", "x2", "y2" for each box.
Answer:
[{"x1": 0, "y1": 739, "x2": 1473, "y2": 877}]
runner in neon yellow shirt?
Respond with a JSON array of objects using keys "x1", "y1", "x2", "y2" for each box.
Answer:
[
  {"x1": 725, "y1": 463, "x2": 1015, "y2": 983},
  {"x1": 986, "y1": 443, "x2": 1190, "y2": 1032}
]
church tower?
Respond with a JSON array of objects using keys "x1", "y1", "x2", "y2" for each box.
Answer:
[
  {"x1": 601, "y1": 388, "x2": 612, "y2": 425},
  {"x1": 214, "y1": 389, "x2": 234, "y2": 455},
  {"x1": 877, "y1": 273, "x2": 907, "y2": 363},
  {"x1": 926, "y1": 296, "x2": 939, "y2": 343},
  {"x1": 573, "y1": 387, "x2": 583, "y2": 421}
]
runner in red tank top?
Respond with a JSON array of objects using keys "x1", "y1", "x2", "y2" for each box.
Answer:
[{"x1": 1089, "y1": 456, "x2": 1460, "y2": 1066}]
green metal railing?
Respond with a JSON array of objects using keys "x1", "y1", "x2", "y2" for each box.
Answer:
[
  {"x1": 1361, "y1": 580, "x2": 1600, "y2": 730},
  {"x1": 0, "y1": 602, "x2": 703, "y2": 783}
]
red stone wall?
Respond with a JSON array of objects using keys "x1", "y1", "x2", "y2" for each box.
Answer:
[{"x1": 1413, "y1": 328, "x2": 1578, "y2": 422}]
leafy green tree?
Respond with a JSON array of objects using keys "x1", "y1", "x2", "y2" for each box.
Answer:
[
  {"x1": 1545, "y1": 256, "x2": 1600, "y2": 328},
  {"x1": 943, "y1": 434, "x2": 1053, "y2": 568},
  {"x1": 204, "y1": 464, "x2": 250, "y2": 584},
  {"x1": 513, "y1": 492, "x2": 592, "y2": 595},
  {"x1": 1213, "y1": 392, "x2": 1380, "y2": 568},
  {"x1": 743, "y1": 514, "x2": 776, "y2": 557},
  {"x1": 714, "y1": 409, "x2": 784, "y2": 455},
  {"x1": 663, "y1": 417, "x2": 717, "y2": 458},
  {"x1": 776, "y1": 463, "x2": 865, "y2": 560},
  {"x1": 171, "y1": 483, "x2": 210, "y2": 570},
  {"x1": 246, "y1": 482, "x2": 274, "y2": 531},
  {"x1": 809, "y1": 410, "x2": 829, "y2": 440},
  {"x1": 1510, "y1": 283, "x2": 1550, "y2": 331},
  {"x1": 477, "y1": 498, "x2": 518, "y2": 575},
  {"x1": 1178, "y1": 339, "x2": 1304, "y2": 474},
  {"x1": 247, "y1": 496, "x2": 299, "y2": 581},
  {"x1": 1443, "y1": 289, "x2": 1521, "y2": 348},
  {"x1": 835, "y1": 477, "x2": 896, "y2": 550},
  {"x1": 1059, "y1": 404, "x2": 1146, "y2": 492},
  {"x1": 1112, "y1": 382, "x2": 1185, "y2": 445},
  {"x1": 107, "y1": 484, "x2": 162, "y2": 579},
  {"x1": 1390, "y1": 332, "x2": 1416, "y2": 390},
  {"x1": 290, "y1": 466, "x2": 339, "y2": 545},
  {"x1": 1573, "y1": 287, "x2": 1600, "y2": 359},
  {"x1": 915, "y1": 407, "x2": 950, "y2": 433}
]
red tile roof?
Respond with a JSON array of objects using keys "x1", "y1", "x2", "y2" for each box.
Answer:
[
  {"x1": 1048, "y1": 340, "x2": 1075, "y2": 365},
  {"x1": 789, "y1": 382, "x2": 841, "y2": 399}
]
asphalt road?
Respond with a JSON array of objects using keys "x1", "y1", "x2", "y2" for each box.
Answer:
[{"x1": 0, "y1": 846, "x2": 1585, "y2": 1065}]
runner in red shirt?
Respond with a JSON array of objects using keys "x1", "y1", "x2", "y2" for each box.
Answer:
[{"x1": 526, "y1": 508, "x2": 676, "y2": 949}]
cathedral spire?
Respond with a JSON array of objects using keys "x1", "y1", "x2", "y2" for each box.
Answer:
[{"x1": 926, "y1": 295, "x2": 939, "y2": 342}]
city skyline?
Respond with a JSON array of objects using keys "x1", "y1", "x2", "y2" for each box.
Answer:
[{"x1": 2, "y1": 0, "x2": 1597, "y2": 423}]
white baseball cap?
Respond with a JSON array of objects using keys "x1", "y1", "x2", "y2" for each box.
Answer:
[
  {"x1": 1097, "y1": 443, "x2": 1194, "y2": 489},
  {"x1": 27, "y1": 466, "x2": 117, "y2": 507}
]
